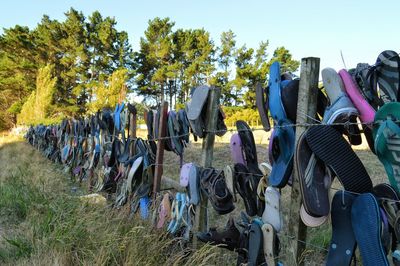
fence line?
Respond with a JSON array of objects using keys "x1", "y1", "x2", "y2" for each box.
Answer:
[
  {"x1": 34, "y1": 118, "x2": 387, "y2": 144},
  {"x1": 26, "y1": 53, "x2": 400, "y2": 264}
]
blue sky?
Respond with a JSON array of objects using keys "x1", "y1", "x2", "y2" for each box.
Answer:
[{"x1": 1, "y1": 0, "x2": 399, "y2": 72}]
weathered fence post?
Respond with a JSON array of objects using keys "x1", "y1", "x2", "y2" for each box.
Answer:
[
  {"x1": 288, "y1": 57, "x2": 320, "y2": 265},
  {"x1": 129, "y1": 106, "x2": 137, "y2": 156},
  {"x1": 153, "y1": 101, "x2": 168, "y2": 196},
  {"x1": 192, "y1": 86, "x2": 221, "y2": 247}
]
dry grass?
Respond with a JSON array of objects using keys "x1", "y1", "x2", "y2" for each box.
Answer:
[
  {"x1": 0, "y1": 135, "x2": 235, "y2": 265},
  {"x1": 0, "y1": 130, "x2": 387, "y2": 265}
]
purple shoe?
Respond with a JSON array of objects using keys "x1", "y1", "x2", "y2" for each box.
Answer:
[{"x1": 230, "y1": 133, "x2": 245, "y2": 165}]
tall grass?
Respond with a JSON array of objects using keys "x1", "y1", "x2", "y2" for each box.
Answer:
[
  {"x1": 0, "y1": 133, "x2": 385, "y2": 265},
  {"x1": 0, "y1": 137, "x2": 236, "y2": 265}
]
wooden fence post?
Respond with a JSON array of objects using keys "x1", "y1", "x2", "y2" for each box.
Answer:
[
  {"x1": 192, "y1": 86, "x2": 221, "y2": 247},
  {"x1": 129, "y1": 107, "x2": 137, "y2": 156},
  {"x1": 153, "y1": 101, "x2": 168, "y2": 196},
  {"x1": 288, "y1": 57, "x2": 320, "y2": 265}
]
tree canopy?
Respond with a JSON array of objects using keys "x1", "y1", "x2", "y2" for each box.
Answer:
[{"x1": 0, "y1": 9, "x2": 299, "y2": 129}]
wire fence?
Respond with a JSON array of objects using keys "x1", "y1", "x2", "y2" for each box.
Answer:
[{"x1": 25, "y1": 58, "x2": 400, "y2": 262}]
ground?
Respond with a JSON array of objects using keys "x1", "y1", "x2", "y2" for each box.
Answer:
[{"x1": 0, "y1": 131, "x2": 386, "y2": 265}]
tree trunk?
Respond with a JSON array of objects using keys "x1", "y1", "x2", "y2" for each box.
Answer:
[
  {"x1": 169, "y1": 83, "x2": 173, "y2": 109},
  {"x1": 160, "y1": 82, "x2": 164, "y2": 102}
]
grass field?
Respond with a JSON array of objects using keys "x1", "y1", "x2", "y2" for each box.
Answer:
[{"x1": 0, "y1": 131, "x2": 386, "y2": 265}]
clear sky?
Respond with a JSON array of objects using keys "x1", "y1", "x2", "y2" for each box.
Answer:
[{"x1": 1, "y1": 0, "x2": 399, "y2": 72}]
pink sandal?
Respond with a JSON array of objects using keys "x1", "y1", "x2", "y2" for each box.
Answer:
[
  {"x1": 339, "y1": 69, "x2": 375, "y2": 123},
  {"x1": 157, "y1": 193, "x2": 171, "y2": 229}
]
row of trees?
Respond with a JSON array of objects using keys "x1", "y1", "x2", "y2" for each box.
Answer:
[
  {"x1": 0, "y1": 8, "x2": 133, "y2": 128},
  {"x1": 136, "y1": 18, "x2": 300, "y2": 107},
  {"x1": 0, "y1": 8, "x2": 300, "y2": 129}
]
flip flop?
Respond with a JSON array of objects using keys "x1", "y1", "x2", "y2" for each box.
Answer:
[
  {"x1": 126, "y1": 156, "x2": 144, "y2": 195},
  {"x1": 248, "y1": 221, "x2": 265, "y2": 266},
  {"x1": 296, "y1": 131, "x2": 331, "y2": 217},
  {"x1": 300, "y1": 205, "x2": 327, "y2": 227},
  {"x1": 305, "y1": 126, "x2": 373, "y2": 193},
  {"x1": 373, "y1": 183, "x2": 400, "y2": 228},
  {"x1": 115, "y1": 178, "x2": 128, "y2": 207},
  {"x1": 256, "y1": 82, "x2": 271, "y2": 131},
  {"x1": 264, "y1": 63, "x2": 296, "y2": 188},
  {"x1": 351, "y1": 63, "x2": 382, "y2": 109},
  {"x1": 113, "y1": 102, "x2": 125, "y2": 133},
  {"x1": 186, "y1": 85, "x2": 210, "y2": 138},
  {"x1": 188, "y1": 164, "x2": 200, "y2": 205},
  {"x1": 268, "y1": 61, "x2": 287, "y2": 121},
  {"x1": 326, "y1": 190, "x2": 356, "y2": 266},
  {"x1": 230, "y1": 133, "x2": 246, "y2": 165},
  {"x1": 224, "y1": 165, "x2": 237, "y2": 202},
  {"x1": 268, "y1": 121, "x2": 295, "y2": 188},
  {"x1": 167, "y1": 193, "x2": 179, "y2": 234},
  {"x1": 168, "y1": 192, "x2": 188, "y2": 234},
  {"x1": 234, "y1": 163, "x2": 258, "y2": 216},
  {"x1": 352, "y1": 193, "x2": 389, "y2": 266},
  {"x1": 157, "y1": 193, "x2": 171, "y2": 229},
  {"x1": 340, "y1": 69, "x2": 376, "y2": 150},
  {"x1": 236, "y1": 222, "x2": 251, "y2": 265},
  {"x1": 394, "y1": 212, "x2": 400, "y2": 241},
  {"x1": 268, "y1": 129, "x2": 277, "y2": 165},
  {"x1": 180, "y1": 163, "x2": 192, "y2": 187},
  {"x1": 168, "y1": 111, "x2": 183, "y2": 156},
  {"x1": 259, "y1": 162, "x2": 272, "y2": 176},
  {"x1": 373, "y1": 102, "x2": 400, "y2": 193},
  {"x1": 177, "y1": 109, "x2": 190, "y2": 144},
  {"x1": 281, "y1": 79, "x2": 299, "y2": 123},
  {"x1": 262, "y1": 186, "x2": 282, "y2": 232},
  {"x1": 262, "y1": 223, "x2": 278, "y2": 266},
  {"x1": 339, "y1": 69, "x2": 375, "y2": 124},
  {"x1": 380, "y1": 208, "x2": 391, "y2": 255},
  {"x1": 139, "y1": 196, "x2": 151, "y2": 220},
  {"x1": 257, "y1": 175, "x2": 268, "y2": 202},
  {"x1": 375, "y1": 50, "x2": 400, "y2": 103},
  {"x1": 236, "y1": 120, "x2": 258, "y2": 168}
]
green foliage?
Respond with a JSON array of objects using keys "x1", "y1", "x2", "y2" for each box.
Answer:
[
  {"x1": 17, "y1": 91, "x2": 36, "y2": 125},
  {"x1": 0, "y1": 8, "x2": 134, "y2": 129},
  {"x1": 223, "y1": 106, "x2": 261, "y2": 127},
  {"x1": 211, "y1": 30, "x2": 236, "y2": 106},
  {"x1": 233, "y1": 43, "x2": 299, "y2": 108},
  {"x1": 88, "y1": 68, "x2": 129, "y2": 113},
  {"x1": 0, "y1": 10, "x2": 299, "y2": 130},
  {"x1": 18, "y1": 65, "x2": 58, "y2": 125},
  {"x1": 136, "y1": 19, "x2": 216, "y2": 106},
  {"x1": 135, "y1": 17, "x2": 175, "y2": 103}
]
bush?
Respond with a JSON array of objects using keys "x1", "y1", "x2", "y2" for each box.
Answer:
[{"x1": 223, "y1": 106, "x2": 262, "y2": 127}]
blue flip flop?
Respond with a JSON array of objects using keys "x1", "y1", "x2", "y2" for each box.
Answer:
[
  {"x1": 326, "y1": 191, "x2": 356, "y2": 266},
  {"x1": 140, "y1": 196, "x2": 151, "y2": 220},
  {"x1": 169, "y1": 192, "x2": 187, "y2": 234},
  {"x1": 268, "y1": 120, "x2": 295, "y2": 188},
  {"x1": 268, "y1": 61, "x2": 287, "y2": 122},
  {"x1": 351, "y1": 193, "x2": 389, "y2": 266},
  {"x1": 267, "y1": 61, "x2": 295, "y2": 188},
  {"x1": 114, "y1": 102, "x2": 125, "y2": 132}
]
